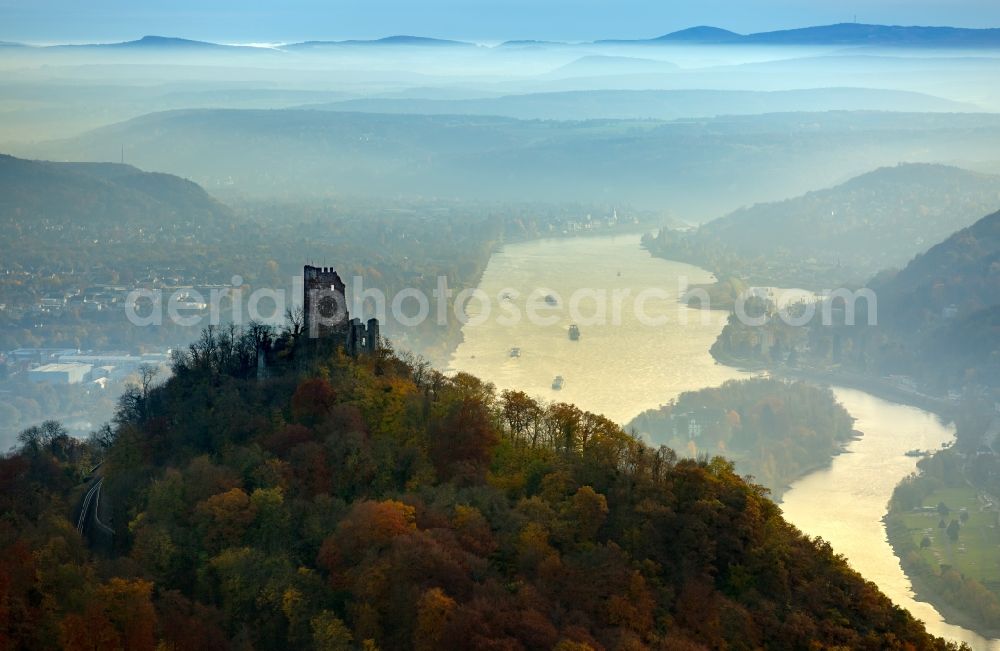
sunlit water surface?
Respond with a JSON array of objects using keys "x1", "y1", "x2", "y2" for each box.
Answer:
[{"x1": 449, "y1": 234, "x2": 744, "y2": 424}]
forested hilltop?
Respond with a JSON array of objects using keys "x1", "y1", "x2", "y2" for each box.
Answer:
[
  {"x1": 0, "y1": 323, "x2": 965, "y2": 650},
  {"x1": 0, "y1": 152, "x2": 649, "y2": 454},
  {"x1": 627, "y1": 379, "x2": 856, "y2": 497}
]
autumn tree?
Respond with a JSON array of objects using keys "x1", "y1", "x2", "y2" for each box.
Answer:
[
  {"x1": 311, "y1": 611, "x2": 354, "y2": 651},
  {"x1": 292, "y1": 377, "x2": 338, "y2": 425},
  {"x1": 414, "y1": 587, "x2": 456, "y2": 651},
  {"x1": 318, "y1": 500, "x2": 416, "y2": 573},
  {"x1": 61, "y1": 579, "x2": 157, "y2": 651},
  {"x1": 429, "y1": 397, "x2": 498, "y2": 483},
  {"x1": 569, "y1": 486, "x2": 609, "y2": 542},
  {"x1": 947, "y1": 519, "x2": 961, "y2": 542},
  {"x1": 195, "y1": 488, "x2": 258, "y2": 550}
]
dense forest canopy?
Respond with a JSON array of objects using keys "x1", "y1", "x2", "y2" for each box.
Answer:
[{"x1": 0, "y1": 322, "x2": 965, "y2": 650}]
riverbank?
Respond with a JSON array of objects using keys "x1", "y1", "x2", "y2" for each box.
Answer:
[
  {"x1": 627, "y1": 377, "x2": 860, "y2": 500},
  {"x1": 711, "y1": 351, "x2": 957, "y2": 422},
  {"x1": 710, "y1": 353, "x2": 1000, "y2": 643},
  {"x1": 885, "y1": 512, "x2": 1000, "y2": 641},
  {"x1": 776, "y1": 367, "x2": 956, "y2": 421},
  {"x1": 770, "y1": 428, "x2": 864, "y2": 502}
]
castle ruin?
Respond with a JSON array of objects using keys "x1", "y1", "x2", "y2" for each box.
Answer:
[{"x1": 303, "y1": 265, "x2": 379, "y2": 355}]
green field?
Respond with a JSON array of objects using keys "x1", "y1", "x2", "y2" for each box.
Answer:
[{"x1": 897, "y1": 485, "x2": 1000, "y2": 593}]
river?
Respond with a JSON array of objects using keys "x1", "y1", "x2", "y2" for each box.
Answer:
[
  {"x1": 782, "y1": 388, "x2": 999, "y2": 650},
  {"x1": 448, "y1": 234, "x2": 745, "y2": 423},
  {"x1": 448, "y1": 233, "x2": 998, "y2": 649}
]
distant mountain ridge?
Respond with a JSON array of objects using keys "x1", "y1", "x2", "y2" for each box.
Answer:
[
  {"x1": 29, "y1": 110, "x2": 1000, "y2": 215},
  {"x1": 285, "y1": 35, "x2": 475, "y2": 49},
  {"x1": 55, "y1": 35, "x2": 231, "y2": 50},
  {"x1": 592, "y1": 23, "x2": 1000, "y2": 47},
  {"x1": 645, "y1": 23, "x2": 1000, "y2": 47},
  {"x1": 741, "y1": 23, "x2": 1000, "y2": 47},
  {"x1": 302, "y1": 88, "x2": 973, "y2": 121},
  {"x1": 653, "y1": 26, "x2": 742, "y2": 43},
  {"x1": 18, "y1": 34, "x2": 472, "y2": 51},
  {"x1": 17, "y1": 22, "x2": 1000, "y2": 50}
]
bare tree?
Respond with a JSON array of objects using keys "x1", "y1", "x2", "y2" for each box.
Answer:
[
  {"x1": 285, "y1": 306, "x2": 305, "y2": 338},
  {"x1": 138, "y1": 363, "x2": 159, "y2": 399}
]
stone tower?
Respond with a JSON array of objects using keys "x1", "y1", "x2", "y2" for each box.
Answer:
[
  {"x1": 345, "y1": 316, "x2": 382, "y2": 356},
  {"x1": 365, "y1": 317, "x2": 380, "y2": 354},
  {"x1": 302, "y1": 265, "x2": 380, "y2": 354},
  {"x1": 303, "y1": 265, "x2": 348, "y2": 339}
]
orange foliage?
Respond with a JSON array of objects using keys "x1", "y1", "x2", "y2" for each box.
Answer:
[
  {"x1": 318, "y1": 500, "x2": 416, "y2": 571},
  {"x1": 195, "y1": 488, "x2": 258, "y2": 548}
]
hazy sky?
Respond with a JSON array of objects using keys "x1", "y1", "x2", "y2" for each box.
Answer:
[{"x1": 3, "y1": 0, "x2": 1000, "y2": 43}]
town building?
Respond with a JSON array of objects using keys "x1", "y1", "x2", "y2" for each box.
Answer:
[{"x1": 28, "y1": 363, "x2": 93, "y2": 385}]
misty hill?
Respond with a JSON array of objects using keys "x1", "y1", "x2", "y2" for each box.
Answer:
[
  {"x1": 28, "y1": 109, "x2": 1000, "y2": 217},
  {"x1": 646, "y1": 164, "x2": 1000, "y2": 287},
  {"x1": 0, "y1": 153, "x2": 232, "y2": 229},
  {"x1": 285, "y1": 35, "x2": 475, "y2": 49},
  {"x1": 545, "y1": 55, "x2": 679, "y2": 77},
  {"x1": 26, "y1": 23, "x2": 1000, "y2": 52},
  {"x1": 56, "y1": 35, "x2": 232, "y2": 50},
  {"x1": 710, "y1": 208, "x2": 1000, "y2": 389},
  {"x1": 744, "y1": 23, "x2": 1000, "y2": 48},
  {"x1": 875, "y1": 208, "x2": 1000, "y2": 322},
  {"x1": 922, "y1": 303, "x2": 1000, "y2": 388},
  {"x1": 644, "y1": 23, "x2": 1000, "y2": 48},
  {"x1": 848, "y1": 210, "x2": 999, "y2": 387},
  {"x1": 305, "y1": 88, "x2": 971, "y2": 121},
  {"x1": 654, "y1": 26, "x2": 742, "y2": 43}
]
